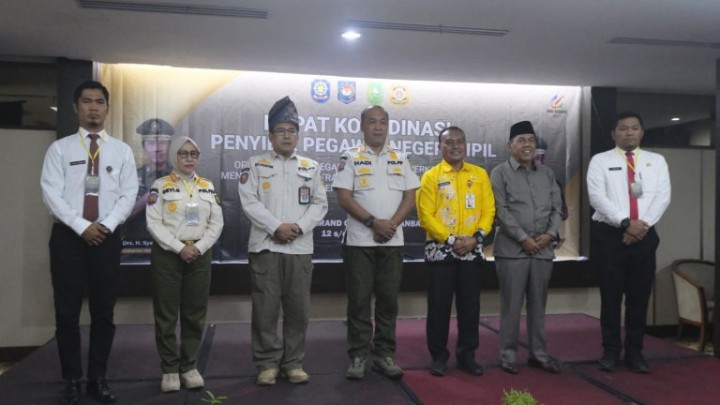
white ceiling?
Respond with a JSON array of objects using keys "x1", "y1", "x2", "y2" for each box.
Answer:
[{"x1": 2, "y1": 0, "x2": 720, "y2": 94}]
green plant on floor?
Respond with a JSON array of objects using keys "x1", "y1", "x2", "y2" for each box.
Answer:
[
  {"x1": 502, "y1": 388, "x2": 539, "y2": 405},
  {"x1": 201, "y1": 390, "x2": 228, "y2": 404}
]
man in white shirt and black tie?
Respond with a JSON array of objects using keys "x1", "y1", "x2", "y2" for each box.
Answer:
[
  {"x1": 586, "y1": 111, "x2": 671, "y2": 374},
  {"x1": 41, "y1": 81, "x2": 138, "y2": 404}
]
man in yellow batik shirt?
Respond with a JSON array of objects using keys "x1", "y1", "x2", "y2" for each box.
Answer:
[{"x1": 416, "y1": 126, "x2": 495, "y2": 377}]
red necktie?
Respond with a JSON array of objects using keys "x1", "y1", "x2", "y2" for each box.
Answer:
[
  {"x1": 626, "y1": 151, "x2": 638, "y2": 220},
  {"x1": 83, "y1": 134, "x2": 99, "y2": 222}
]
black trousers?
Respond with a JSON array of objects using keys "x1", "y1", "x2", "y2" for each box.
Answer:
[
  {"x1": 593, "y1": 222, "x2": 659, "y2": 359},
  {"x1": 426, "y1": 260, "x2": 481, "y2": 363},
  {"x1": 49, "y1": 223, "x2": 122, "y2": 380}
]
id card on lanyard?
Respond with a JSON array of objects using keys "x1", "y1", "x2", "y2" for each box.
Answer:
[{"x1": 181, "y1": 177, "x2": 200, "y2": 226}]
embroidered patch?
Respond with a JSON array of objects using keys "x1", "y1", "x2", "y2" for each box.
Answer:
[
  {"x1": 359, "y1": 177, "x2": 370, "y2": 188},
  {"x1": 147, "y1": 190, "x2": 159, "y2": 205},
  {"x1": 240, "y1": 171, "x2": 249, "y2": 184},
  {"x1": 262, "y1": 181, "x2": 271, "y2": 191},
  {"x1": 168, "y1": 202, "x2": 177, "y2": 212}
]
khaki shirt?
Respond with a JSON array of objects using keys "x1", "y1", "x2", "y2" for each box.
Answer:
[
  {"x1": 332, "y1": 143, "x2": 420, "y2": 247},
  {"x1": 238, "y1": 151, "x2": 328, "y2": 254},
  {"x1": 146, "y1": 172, "x2": 224, "y2": 254}
]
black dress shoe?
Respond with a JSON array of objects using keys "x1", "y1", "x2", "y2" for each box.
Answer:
[
  {"x1": 61, "y1": 379, "x2": 81, "y2": 405},
  {"x1": 457, "y1": 358, "x2": 484, "y2": 376},
  {"x1": 625, "y1": 356, "x2": 650, "y2": 374},
  {"x1": 500, "y1": 362, "x2": 519, "y2": 375},
  {"x1": 87, "y1": 377, "x2": 117, "y2": 403},
  {"x1": 528, "y1": 358, "x2": 560, "y2": 374},
  {"x1": 430, "y1": 360, "x2": 447, "y2": 377},
  {"x1": 598, "y1": 356, "x2": 617, "y2": 373}
]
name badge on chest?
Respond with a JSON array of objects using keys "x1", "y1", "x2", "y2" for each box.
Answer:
[
  {"x1": 185, "y1": 202, "x2": 200, "y2": 226},
  {"x1": 630, "y1": 181, "x2": 643, "y2": 198},
  {"x1": 85, "y1": 175, "x2": 100, "y2": 195},
  {"x1": 465, "y1": 194, "x2": 475, "y2": 209},
  {"x1": 298, "y1": 186, "x2": 311, "y2": 205}
]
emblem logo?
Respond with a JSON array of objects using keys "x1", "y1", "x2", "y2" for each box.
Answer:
[
  {"x1": 338, "y1": 80, "x2": 356, "y2": 104},
  {"x1": 262, "y1": 181, "x2": 271, "y2": 191},
  {"x1": 147, "y1": 191, "x2": 158, "y2": 205},
  {"x1": 311, "y1": 79, "x2": 331, "y2": 103},
  {"x1": 368, "y1": 82, "x2": 383, "y2": 105},
  {"x1": 547, "y1": 94, "x2": 568, "y2": 115},
  {"x1": 359, "y1": 177, "x2": 370, "y2": 187},
  {"x1": 168, "y1": 202, "x2": 177, "y2": 212},
  {"x1": 239, "y1": 171, "x2": 249, "y2": 184},
  {"x1": 390, "y1": 85, "x2": 409, "y2": 105}
]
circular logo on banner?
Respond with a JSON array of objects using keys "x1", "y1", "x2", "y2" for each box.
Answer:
[
  {"x1": 168, "y1": 202, "x2": 177, "y2": 212},
  {"x1": 390, "y1": 85, "x2": 409, "y2": 105}
]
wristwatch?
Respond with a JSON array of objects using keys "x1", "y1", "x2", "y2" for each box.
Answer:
[
  {"x1": 363, "y1": 215, "x2": 375, "y2": 228},
  {"x1": 473, "y1": 230, "x2": 486, "y2": 245},
  {"x1": 446, "y1": 235, "x2": 457, "y2": 246},
  {"x1": 620, "y1": 218, "x2": 631, "y2": 230}
]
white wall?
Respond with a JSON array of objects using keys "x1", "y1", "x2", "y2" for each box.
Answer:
[
  {"x1": 0, "y1": 129, "x2": 56, "y2": 347},
  {"x1": 0, "y1": 129, "x2": 706, "y2": 349},
  {"x1": 650, "y1": 148, "x2": 715, "y2": 326}
]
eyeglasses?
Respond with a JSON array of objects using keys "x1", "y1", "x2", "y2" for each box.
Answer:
[
  {"x1": 177, "y1": 150, "x2": 200, "y2": 159},
  {"x1": 272, "y1": 128, "x2": 299, "y2": 136}
]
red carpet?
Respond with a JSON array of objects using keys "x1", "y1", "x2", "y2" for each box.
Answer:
[
  {"x1": 402, "y1": 368, "x2": 624, "y2": 405},
  {"x1": 1, "y1": 314, "x2": 717, "y2": 404}
]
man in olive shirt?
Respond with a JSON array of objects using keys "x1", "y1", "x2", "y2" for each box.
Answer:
[{"x1": 490, "y1": 121, "x2": 562, "y2": 375}]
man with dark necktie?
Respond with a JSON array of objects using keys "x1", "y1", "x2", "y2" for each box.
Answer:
[
  {"x1": 587, "y1": 111, "x2": 671, "y2": 374},
  {"x1": 41, "y1": 80, "x2": 138, "y2": 404}
]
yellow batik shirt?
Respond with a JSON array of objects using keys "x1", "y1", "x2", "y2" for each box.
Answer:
[{"x1": 416, "y1": 159, "x2": 495, "y2": 261}]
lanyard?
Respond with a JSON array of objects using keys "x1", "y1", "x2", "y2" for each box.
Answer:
[
  {"x1": 181, "y1": 176, "x2": 198, "y2": 197},
  {"x1": 79, "y1": 132, "x2": 102, "y2": 173},
  {"x1": 617, "y1": 148, "x2": 640, "y2": 172}
]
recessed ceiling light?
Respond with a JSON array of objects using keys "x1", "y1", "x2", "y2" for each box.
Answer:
[
  {"x1": 342, "y1": 30, "x2": 361, "y2": 40},
  {"x1": 671, "y1": 117, "x2": 680, "y2": 121}
]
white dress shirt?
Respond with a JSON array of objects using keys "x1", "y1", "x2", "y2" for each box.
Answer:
[
  {"x1": 587, "y1": 147, "x2": 671, "y2": 227},
  {"x1": 41, "y1": 128, "x2": 139, "y2": 235}
]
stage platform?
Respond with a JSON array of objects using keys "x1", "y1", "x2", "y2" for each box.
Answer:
[{"x1": 1, "y1": 314, "x2": 717, "y2": 404}]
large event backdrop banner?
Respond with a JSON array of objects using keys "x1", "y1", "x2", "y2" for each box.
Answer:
[{"x1": 99, "y1": 63, "x2": 582, "y2": 265}]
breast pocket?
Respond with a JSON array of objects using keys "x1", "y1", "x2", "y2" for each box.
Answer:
[
  {"x1": 162, "y1": 192, "x2": 182, "y2": 216},
  {"x1": 257, "y1": 167, "x2": 276, "y2": 194},
  {"x1": 354, "y1": 173, "x2": 375, "y2": 190},
  {"x1": 638, "y1": 167, "x2": 660, "y2": 196},
  {"x1": 387, "y1": 164, "x2": 405, "y2": 190}
]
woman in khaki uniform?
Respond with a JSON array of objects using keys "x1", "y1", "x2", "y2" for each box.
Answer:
[{"x1": 146, "y1": 136, "x2": 224, "y2": 392}]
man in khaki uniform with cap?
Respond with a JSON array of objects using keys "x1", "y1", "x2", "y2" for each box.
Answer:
[
  {"x1": 333, "y1": 105, "x2": 420, "y2": 380},
  {"x1": 125, "y1": 118, "x2": 175, "y2": 247},
  {"x1": 238, "y1": 96, "x2": 328, "y2": 386}
]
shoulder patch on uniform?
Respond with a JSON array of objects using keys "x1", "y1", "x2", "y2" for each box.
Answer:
[
  {"x1": 147, "y1": 189, "x2": 159, "y2": 205},
  {"x1": 240, "y1": 171, "x2": 249, "y2": 184}
]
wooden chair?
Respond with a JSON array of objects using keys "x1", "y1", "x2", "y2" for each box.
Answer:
[{"x1": 671, "y1": 259, "x2": 715, "y2": 351}]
